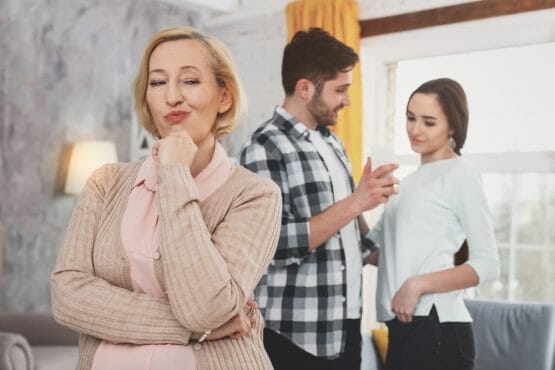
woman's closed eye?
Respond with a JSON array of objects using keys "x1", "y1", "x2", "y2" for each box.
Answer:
[
  {"x1": 149, "y1": 79, "x2": 166, "y2": 87},
  {"x1": 182, "y1": 78, "x2": 200, "y2": 85}
]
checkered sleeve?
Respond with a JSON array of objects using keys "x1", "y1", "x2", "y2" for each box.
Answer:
[{"x1": 238, "y1": 139, "x2": 311, "y2": 267}]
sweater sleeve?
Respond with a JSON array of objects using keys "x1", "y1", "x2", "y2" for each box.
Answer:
[
  {"x1": 156, "y1": 164, "x2": 282, "y2": 333},
  {"x1": 447, "y1": 164, "x2": 500, "y2": 284},
  {"x1": 51, "y1": 164, "x2": 191, "y2": 345}
]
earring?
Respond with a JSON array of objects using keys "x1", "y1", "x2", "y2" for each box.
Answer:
[{"x1": 448, "y1": 137, "x2": 456, "y2": 151}]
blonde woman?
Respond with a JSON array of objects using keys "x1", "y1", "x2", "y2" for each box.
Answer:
[{"x1": 51, "y1": 27, "x2": 281, "y2": 370}]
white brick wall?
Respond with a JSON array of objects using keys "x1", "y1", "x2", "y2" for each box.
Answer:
[{"x1": 203, "y1": 10, "x2": 287, "y2": 157}]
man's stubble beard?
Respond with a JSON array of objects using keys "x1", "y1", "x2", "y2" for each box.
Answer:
[{"x1": 306, "y1": 87, "x2": 343, "y2": 127}]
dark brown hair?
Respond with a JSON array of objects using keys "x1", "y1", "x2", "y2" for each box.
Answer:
[
  {"x1": 281, "y1": 27, "x2": 359, "y2": 96},
  {"x1": 407, "y1": 78, "x2": 469, "y2": 155}
]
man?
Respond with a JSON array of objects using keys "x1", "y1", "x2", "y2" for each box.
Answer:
[{"x1": 238, "y1": 28, "x2": 398, "y2": 370}]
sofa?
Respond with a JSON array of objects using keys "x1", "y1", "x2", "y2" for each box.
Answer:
[
  {"x1": 0, "y1": 312, "x2": 78, "y2": 370},
  {"x1": 1, "y1": 299, "x2": 554, "y2": 370},
  {"x1": 362, "y1": 298, "x2": 555, "y2": 370},
  {"x1": 0, "y1": 224, "x2": 79, "y2": 370}
]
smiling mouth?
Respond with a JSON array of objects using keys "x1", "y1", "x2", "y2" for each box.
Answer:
[{"x1": 165, "y1": 111, "x2": 189, "y2": 124}]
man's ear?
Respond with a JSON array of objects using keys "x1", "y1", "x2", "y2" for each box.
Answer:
[
  {"x1": 294, "y1": 78, "x2": 315, "y2": 102},
  {"x1": 218, "y1": 88, "x2": 232, "y2": 114}
]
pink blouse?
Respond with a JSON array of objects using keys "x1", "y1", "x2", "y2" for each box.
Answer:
[{"x1": 91, "y1": 142, "x2": 235, "y2": 370}]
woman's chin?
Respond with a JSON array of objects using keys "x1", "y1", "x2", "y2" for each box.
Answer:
[{"x1": 410, "y1": 144, "x2": 423, "y2": 154}]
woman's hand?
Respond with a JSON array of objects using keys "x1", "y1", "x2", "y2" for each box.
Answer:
[
  {"x1": 391, "y1": 276, "x2": 423, "y2": 323},
  {"x1": 207, "y1": 299, "x2": 258, "y2": 340},
  {"x1": 152, "y1": 131, "x2": 197, "y2": 167}
]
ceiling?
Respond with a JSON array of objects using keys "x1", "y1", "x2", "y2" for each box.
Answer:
[{"x1": 155, "y1": 0, "x2": 481, "y2": 21}]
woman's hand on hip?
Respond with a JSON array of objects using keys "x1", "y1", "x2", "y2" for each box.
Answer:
[{"x1": 391, "y1": 276, "x2": 423, "y2": 323}]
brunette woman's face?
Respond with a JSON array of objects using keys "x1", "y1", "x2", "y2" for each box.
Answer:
[{"x1": 406, "y1": 93, "x2": 454, "y2": 163}]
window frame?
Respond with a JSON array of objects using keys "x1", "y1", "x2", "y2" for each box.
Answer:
[{"x1": 360, "y1": 8, "x2": 555, "y2": 156}]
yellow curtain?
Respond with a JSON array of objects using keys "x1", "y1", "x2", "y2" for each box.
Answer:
[{"x1": 286, "y1": 0, "x2": 363, "y2": 181}]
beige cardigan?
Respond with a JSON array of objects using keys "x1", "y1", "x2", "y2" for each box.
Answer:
[{"x1": 51, "y1": 161, "x2": 282, "y2": 370}]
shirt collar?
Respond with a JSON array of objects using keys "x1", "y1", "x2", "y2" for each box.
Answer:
[
  {"x1": 133, "y1": 155, "x2": 158, "y2": 191},
  {"x1": 132, "y1": 141, "x2": 234, "y2": 200},
  {"x1": 274, "y1": 106, "x2": 331, "y2": 139}
]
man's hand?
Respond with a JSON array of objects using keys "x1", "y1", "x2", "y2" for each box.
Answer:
[
  {"x1": 352, "y1": 157, "x2": 399, "y2": 213},
  {"x1": 307, "y1": 158, "x2": 399, "y2": 252}
]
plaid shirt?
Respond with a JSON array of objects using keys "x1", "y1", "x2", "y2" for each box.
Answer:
[{"x1": 238, "y1": 107, "x2": 375, "y2": 359}]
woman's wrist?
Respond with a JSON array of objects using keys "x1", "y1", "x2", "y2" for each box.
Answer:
[{"x1": 408, "y1": 275, "x2": 427, "y2": 296}]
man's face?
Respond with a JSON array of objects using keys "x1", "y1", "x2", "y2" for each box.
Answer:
[{"x1": 306, "y1": 71, "x2": 352, "y2": 126}]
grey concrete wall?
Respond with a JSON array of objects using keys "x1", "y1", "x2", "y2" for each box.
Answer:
[{"x1": 0, "y1": 0, "x2": 199, "y2": 311}]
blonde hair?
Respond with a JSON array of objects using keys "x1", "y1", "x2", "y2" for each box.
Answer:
[{"x1": 134, "y1": 27, "x2": 246, "y2": 138}]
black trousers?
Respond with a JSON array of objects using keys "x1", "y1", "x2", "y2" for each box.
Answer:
[
  {"x1": 263, "y1": 319, "x2": 361, "y2": 370},
  {"x1": 385, "y1": 306, "x2": 475, "y2": 370}
]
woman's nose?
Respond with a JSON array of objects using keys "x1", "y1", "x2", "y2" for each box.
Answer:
[
  {"x1": 407, "y1": 121, "x2": 421, "y2": 135},
  {"x1": 165, "y1": 82, "x2": 183, "y2": 106}
]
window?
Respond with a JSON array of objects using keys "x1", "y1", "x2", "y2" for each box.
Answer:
[{"x1": 359, "y1": 9, "x2": 555, "y2": 326}]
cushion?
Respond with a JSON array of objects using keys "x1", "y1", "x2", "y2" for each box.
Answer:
[{"x1": 371, "y1": 325, "x2": 389, "y2": 365}]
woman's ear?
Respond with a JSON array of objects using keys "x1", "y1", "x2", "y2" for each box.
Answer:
[
  {"x1": 294, "y1": 78, "x2": 315, "y2": 102},
  {"x1": 219, "y1": 88, "x2": 232, "y2": 114}
]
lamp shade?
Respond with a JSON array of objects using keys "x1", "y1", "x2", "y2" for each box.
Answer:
[{"x1": 65, "y1": 140, "x2": 118, "y2": 195}]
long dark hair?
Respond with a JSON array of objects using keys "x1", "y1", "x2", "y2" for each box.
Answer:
[{"x1": 408, "y1": 78, "x2": 470, "y2": 264}]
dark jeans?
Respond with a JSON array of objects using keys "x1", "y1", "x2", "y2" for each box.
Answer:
[
  {"x1": 263, "y1": 319, "x2": 361, "y2": 370},
  {"x1": 385, "y1": 306, "x2": 475, "y2": 370}
]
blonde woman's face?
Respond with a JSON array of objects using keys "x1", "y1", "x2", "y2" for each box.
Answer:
[{"x1": 146, "y1": 39, "x2": 231, "y2": 142}]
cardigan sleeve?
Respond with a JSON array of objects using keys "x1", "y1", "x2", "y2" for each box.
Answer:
[
  {"x1": 51, "y1": 164, "x2": 191, "y2": 345},
  {"x1": 156, "y1": 164, "x2": 282, "y2": 333}
]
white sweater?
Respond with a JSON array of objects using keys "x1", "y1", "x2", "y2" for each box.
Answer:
[{"x1": 368, "y1": 157, "x2": 500, "y2": 323}]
